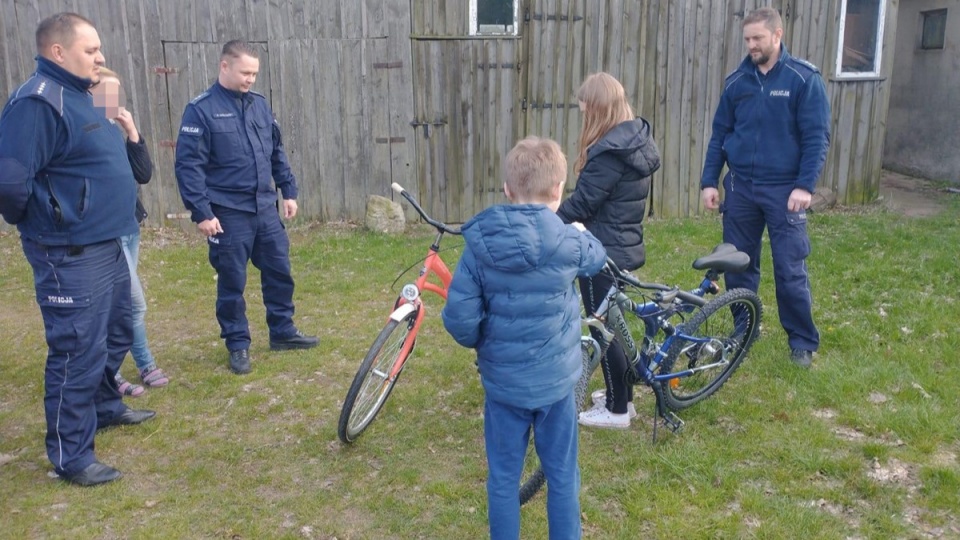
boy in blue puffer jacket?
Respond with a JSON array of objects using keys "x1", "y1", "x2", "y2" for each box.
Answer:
[{"x1": 442, "y1": 136, "x2": 607, "y2": 540}]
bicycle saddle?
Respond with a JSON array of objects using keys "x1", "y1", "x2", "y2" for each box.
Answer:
[{"x1": 691, "y1": 243, "x2": 750, "y2": 273}]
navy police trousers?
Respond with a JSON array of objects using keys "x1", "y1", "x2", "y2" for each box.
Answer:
[
  {"x1": 721, "y1": 173, "x2": 820, "y2": 352},
  {"x1": 207, "y1": 205, "x2": 296, "y2": 351},
  {"x1": 22, "y1": 237, "x2": 131, "y2": 477}
]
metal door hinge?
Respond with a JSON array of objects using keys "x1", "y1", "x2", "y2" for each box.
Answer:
[{"x1": 410, "y1": 119, "x2": 447, "y2": 138}]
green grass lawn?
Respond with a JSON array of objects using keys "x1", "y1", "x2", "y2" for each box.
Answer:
[{"x1": 0, "y1": 200, "x2": 958, "y2": 539}]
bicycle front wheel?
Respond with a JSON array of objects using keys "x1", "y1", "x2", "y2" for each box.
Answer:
[
  {"x1": 337, "y1": 309, "x2": 418, "y2": 443},
  {"x1": 658, "y1": 288, "x2": 762, "y2": 411},
  {"x1": 519, "y1": 336, "x2": 601, "y2": 505}
]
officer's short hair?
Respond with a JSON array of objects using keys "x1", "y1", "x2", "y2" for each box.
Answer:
[
  {"x1": 221, "y1": 40, "x2": 259, "y2": 61},
  {"x1": 504, "y1": 136, "x2": 567, "y2": 202},
  {"x1": 36, "y1": 12, "x2": 96, "y2": 54},
  {"x1": 743, "y1": 7, "x2": 782, "y2": 33}
]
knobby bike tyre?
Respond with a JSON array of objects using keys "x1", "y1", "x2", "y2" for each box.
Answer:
[
  {"x1": 518, "y1": 337, "x2": 601, "y2": 505},
  {"x1": 337, "y1": 309, "x2": 418, "y2": 443},
  {"x1": 659, "y1": 288, "x2": 762, "y2": 411}
]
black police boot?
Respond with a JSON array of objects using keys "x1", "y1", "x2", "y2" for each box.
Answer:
[
  {"x1": 269, "y1": 330, "x2": 319, "y2": 351},
  {"x1": 62, "y1": 461, "x2": 122, "y2": 487},
  {"x1": 97, "y1": 408, "x2": 157, "y2": 431},
  {"x1": 229, "y1": 349, "x2": 252, "y2": 374}
]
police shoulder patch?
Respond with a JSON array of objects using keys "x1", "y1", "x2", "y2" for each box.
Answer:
[
  {"x1": 791, "y1": 57, "x2": 820, "y2": 74},
  {"x1": 11, "y1": 74, "x2": 64, "y2": 116},
  {"x1": 180, "y1": 124, "x2": 203, "y2": 136},
  {"x1": 190, "y1": 91, "x2": 210, "y2": 105}
]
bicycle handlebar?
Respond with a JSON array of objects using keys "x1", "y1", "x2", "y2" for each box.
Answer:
[
  {"x1": 601, "y1": 257, "x2": 707, "y2": 306},
  {"x1": 391, "y1": 183, "x2": 462, "y2": 235},
  {"x1": 602, "y1": 258, "x2": 672, "y2": 292}
]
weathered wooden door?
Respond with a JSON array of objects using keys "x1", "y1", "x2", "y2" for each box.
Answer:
[
  {"x1": 410, "y1": 38, "x2": 522, "y2": 223},
  {"x1": 520, "y1": 0, "x2": 589, "y2": 190}
]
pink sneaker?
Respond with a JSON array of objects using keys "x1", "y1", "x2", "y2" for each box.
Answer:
[
  {"x1": 115, "y1": 374, "x2": 145, "y2": 397},
  {"x1": 139, "y1": 367, "x2": 170, "y2": 387}
]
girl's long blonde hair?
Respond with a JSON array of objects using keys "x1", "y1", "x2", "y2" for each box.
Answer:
[{"x1": 574, "y1": 73, "x2": 634, "y2": 174}]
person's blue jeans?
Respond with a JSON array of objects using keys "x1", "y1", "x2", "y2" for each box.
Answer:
[
  {"x1": 120, "y1": 231, "x2": 156, "y2": 372},
  {"x1": 22, "y1": 237, "x2": 131, "y2": 477},
  {"x1": 484, "y1": 393, "x2": 581, "y2": 540}
]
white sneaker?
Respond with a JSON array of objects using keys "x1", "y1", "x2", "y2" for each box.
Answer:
[
  {"x1": 578, "y1": 406, "x2": 630, "y2": 429},
  {"x1": 590, "y1": 390, "x2": 637, "y2": 419},
  {"x1": 590, "y1": 389, "x2": 605, "y2": 407}
]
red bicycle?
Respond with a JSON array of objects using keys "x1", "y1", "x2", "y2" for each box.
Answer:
[{"x1": 337, "y1": 183, "x2": 461, "y2": 443}]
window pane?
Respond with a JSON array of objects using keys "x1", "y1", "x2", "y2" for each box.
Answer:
[
  {"x1": 478, "y1": 0, "x2": 513, "y2": 26},
  {"x1": 841, "y1": 0, "x2": 881, "y2": 73},
  {"x1": 921, "y1": 9, "x2": 947, "y2": 50},
  {"x1": 475, "y1": 0, "x2": 516, "y2": 35}
]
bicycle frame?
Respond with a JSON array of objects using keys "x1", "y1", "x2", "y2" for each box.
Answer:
[
  {"x1": 384, "y1": 183, "x2": 461, "y2": 379},
  {"x1": 584, "y1": 267, "x2": 727, "y2": 387},
  {"x1": 387, "y1": 232, "x2": 454, "y2": 378}
]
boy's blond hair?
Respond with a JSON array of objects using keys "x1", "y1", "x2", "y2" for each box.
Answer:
[{"x1": 504, "y1": 136, "x2": 567, "y2": 201}]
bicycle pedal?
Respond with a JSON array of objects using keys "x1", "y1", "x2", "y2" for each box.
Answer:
[{"x1": 660, "y1": 411, "x2": 685, "y2": 433}]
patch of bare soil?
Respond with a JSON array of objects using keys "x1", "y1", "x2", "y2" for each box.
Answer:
[{"x1": 879, "y1": 170, "x2": 955, "y2": 218}]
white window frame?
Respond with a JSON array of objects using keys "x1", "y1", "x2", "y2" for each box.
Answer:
[
  {"x1": 835, "y1": 0, "x2": 887, "y2": 79},
  {"x1": 469, "y1": 0, "x2": 519, "y2": 36}
]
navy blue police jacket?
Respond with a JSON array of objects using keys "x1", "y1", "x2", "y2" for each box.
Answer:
[
  {"x1": 0, "y1": 57, "x2": 137, "y2": 245},
  {"x1": 175, "y1": 82, "x2": 298, "y2": 223},
  {"x1": 700, "y1": 45, "x2": 831, "y2": 194}
]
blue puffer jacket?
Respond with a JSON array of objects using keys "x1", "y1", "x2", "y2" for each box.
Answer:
[{"x1": 441, "y1": 204, "x2": 606, "y2": 409}]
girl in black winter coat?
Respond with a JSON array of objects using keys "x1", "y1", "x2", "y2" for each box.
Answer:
[{"x1": 557, "y1": 72, "x2": 661, "y2": 429}]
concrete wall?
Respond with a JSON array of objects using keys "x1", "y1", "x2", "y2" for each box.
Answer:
[{"x1": 884, "y1": 0, "x2": 960, "y2": 182}]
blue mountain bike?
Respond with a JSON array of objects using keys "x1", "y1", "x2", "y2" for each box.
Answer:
[{"x1": 519, "y1": 244, "x2": 763, "y2": 504}]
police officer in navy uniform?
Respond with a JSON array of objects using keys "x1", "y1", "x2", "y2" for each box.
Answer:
[
  {"x1": 0, "y1": 13, "x2": 156, "y2": 486},
  {"x1": 700, "y1": 7, "x2": 831, "y2": 368},
  {"x1": 175, "y1": 40, "x2": 318, "y2": 375}
]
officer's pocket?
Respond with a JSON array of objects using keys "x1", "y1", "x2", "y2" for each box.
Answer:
[
  {"x1": 785, "y1": 210, "x2": 811, "y2": 258},
  {"x1": 37, "y1": 293, "x2": 93, "y2": 353},
  {"x1": 209, "y1": 122, "x2": 241, "y2": 164},
  {"x1": 786, "y1": 210, "x2": 807, "y2": 227},
  {"x1": 206, "y1": 233, "x2": 232, "y2": 271},
  {"x1": 254, "y1": 118, "x2": 272, "y2": 152}
]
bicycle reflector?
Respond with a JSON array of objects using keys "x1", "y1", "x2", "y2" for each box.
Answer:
[{"x1": 401, "y1": 284, "x2": 420, "y2": 302}]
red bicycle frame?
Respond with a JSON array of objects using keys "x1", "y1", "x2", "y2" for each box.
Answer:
[{"x1": 389, "y1": 242, "x2": 454, "y2": 378}]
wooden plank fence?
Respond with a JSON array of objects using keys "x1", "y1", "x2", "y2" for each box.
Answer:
[{"x1": 0, "y1": 0, "x2": 897, "y2": 229}]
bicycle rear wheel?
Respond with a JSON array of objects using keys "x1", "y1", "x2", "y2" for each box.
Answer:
[
  {"x1": 519, "y1": 336, "x2": 601, "y2": 505},
  {"x1": 337, "y1": 309, "x2": 418, "y2": 443},
  {"x1": 658, "y1": 288, "x2": 762, "y2": 411}
]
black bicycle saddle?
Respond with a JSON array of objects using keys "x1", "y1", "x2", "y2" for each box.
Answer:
[{"x1": 691, "y1": 243, "x2": 750, "y2": 273}]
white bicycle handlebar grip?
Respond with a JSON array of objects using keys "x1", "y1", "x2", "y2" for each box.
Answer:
[{"x1": 391, "y1": 183, "x2": 404, "y2": 194}]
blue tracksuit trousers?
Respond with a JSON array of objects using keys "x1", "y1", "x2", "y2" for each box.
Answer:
[{"x1": 484, "y1": 393, "x2": 581, "y2": 540}]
